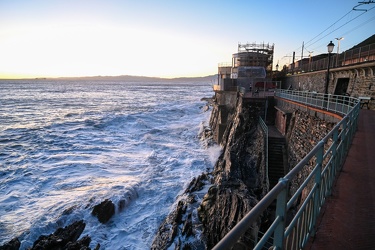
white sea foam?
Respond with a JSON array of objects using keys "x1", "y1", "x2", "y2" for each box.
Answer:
[{"x1": 0, "y1": 80, "x2": 215, "y2": 249}]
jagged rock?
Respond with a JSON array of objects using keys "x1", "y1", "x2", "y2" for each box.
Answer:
[
  {"x1": 184, "y1": 173, "x2": 208, "y2": 193},
  {"x1": 152, "y1": 93, "x2": 268, "y2": 248},
  {"x1": 198, "y1": 180, "x2": 260, "y2": 248},
  {"x1": 181, "y1": 214, "x2": 193, "y2": 237},
  {"x1": 92, "y1": 199, "x2": 115, "y2": 223},
  {"x1": 0, "y1": 238, "x2": 20, "y2": 250},
  {"x1": 30, "y1": 220, "x2": 91, "y2": 250},
  {"x1": 151, "y1": 200, "x2": 187, "y2": 249},
  {"x1": 64, "y1": 235, "x2": 91, "y2": 250}
]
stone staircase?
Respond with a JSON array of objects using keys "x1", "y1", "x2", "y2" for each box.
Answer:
[{"x1": 268, "y1": 137, "x2": 286, "y2": 188}]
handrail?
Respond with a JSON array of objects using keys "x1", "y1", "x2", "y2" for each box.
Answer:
[
  {"x1": 213, "y1": 90, "x2": 360, "y2": 250},
  {"x1": 258, "y1": 116, "x2": 268, "y2": 191},
  {"x1": 287, "y1": 42, "x2": 375, "y2": 74},
  {"x1": 276, "y1": 89, "x2": 358, "y2": 116}
]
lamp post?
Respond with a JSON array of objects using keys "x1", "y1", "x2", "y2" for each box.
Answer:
[
  {"x1": 308, "y1": 51, "x2": 313, "y2": 71},
  {"x1": 325, "y1": 41, "x2": 335, "y2": 95},
  {"x1": 335, "y1": 37, "x2": 344, "y2": 67},
  {"x1": 275, "y1": 63, "x2": 279, "y2": 88}
]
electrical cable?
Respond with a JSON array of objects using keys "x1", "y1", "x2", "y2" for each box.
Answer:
[
  {"x1": 279, "y1": 3, "x2": 374, "y2": 65},
  {"x1": 303, "y1": 10, "x2": 353, "y2": 48},
  {"x1": 304, "y1": 5, "x2": 375, "y2": 51}
]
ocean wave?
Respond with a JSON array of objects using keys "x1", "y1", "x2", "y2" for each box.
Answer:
[{"x1": 0, "y1": 80, "x2": 214, "y2": 249}]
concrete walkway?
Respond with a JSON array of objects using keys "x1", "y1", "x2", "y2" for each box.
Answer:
[{"x1": 308, "y1": 109, "x2": 375, "y2": 249}]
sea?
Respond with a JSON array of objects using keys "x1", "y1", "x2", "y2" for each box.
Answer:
[{"x1": 0, "y1": 79, "x2": 222, "y2": 249}]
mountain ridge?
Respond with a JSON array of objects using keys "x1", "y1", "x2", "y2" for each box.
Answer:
[{"x1": 55, "y1": 74, "x2": 217, "y2": 82}]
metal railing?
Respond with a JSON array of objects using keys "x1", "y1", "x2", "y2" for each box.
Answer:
[
  {"x1": 213, "y1": 90, "x2": 360, "y2": 250},
  {"x1": 288, "y1": 43, "x2": 375, "y2": 74},
  {"x1": 218, "y1": 62, "x2": 233, "y2": 67},
  {"x1": 258, "y1": 116, "x2": 268, "y2": 191},
  {"x1": 277, "y1": 90, "x2": 358, "y2": 116}
]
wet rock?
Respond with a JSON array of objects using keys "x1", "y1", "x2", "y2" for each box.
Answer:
[
  {"x1": 92, "y1": 199, "x2": 115, "y2": 223},
  {"x1": 0, "y1": 238, "x2": 20, "y2": 250},
  {"x1": 152, "y1": 94, "x2": 268, "y2": 248},
  {"x1": 184, "y1": 173, "x2": 208, "y2": 193},
  {"x1": 151, "y1": 200, "x2": 187, "y2": 249},
  {"x1": 198, "y1": 181, "x2": 259, "y2": 249},
  {"x1": 181, "y1": 214, "x2": 193, "y2": 237},
  {"x1": 30, "y1": 220, "x2": 92, "y2": 250},
  {"x1": 64, "y1": 235, "x2": 91, "y2": 250}
]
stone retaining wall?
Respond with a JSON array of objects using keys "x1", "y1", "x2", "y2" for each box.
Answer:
[{"x1": 283, "y1": 61, "x2": 375, "y2": 109}]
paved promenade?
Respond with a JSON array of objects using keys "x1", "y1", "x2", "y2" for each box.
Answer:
[{"x1": 308, "y1": 109, "x2": 375, "y2": 249}]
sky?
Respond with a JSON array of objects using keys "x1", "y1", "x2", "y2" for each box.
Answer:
[{"x1": 0, "y1": 0, "x2": 374, "y2": 79}]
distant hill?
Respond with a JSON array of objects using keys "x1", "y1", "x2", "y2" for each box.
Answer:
[
  {"x1": 349, "y1": 34, "x2": 375, "y2": 50},
  {"x1": 54, "y1": 74, "x2": 217, "y2": 82}
]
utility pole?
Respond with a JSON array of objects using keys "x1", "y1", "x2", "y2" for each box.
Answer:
[
  {"x1": 301, "y1": 41, "x2": 304, "y2": 70},
  {"x1": 292, "y1": 51, "x2": 295, "y2": 74}
]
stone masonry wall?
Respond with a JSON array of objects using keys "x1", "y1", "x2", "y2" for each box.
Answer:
[
  {"x1": 285, "y1": 109, "x2": 335, "y2": 204},
  {"x1": 284, "y1": 62, "x2": 375, "y2": 109}
]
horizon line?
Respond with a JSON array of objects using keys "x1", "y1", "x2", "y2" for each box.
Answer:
[{"x1": 0, "y1": 73, "x2": 217, "y2": 81}]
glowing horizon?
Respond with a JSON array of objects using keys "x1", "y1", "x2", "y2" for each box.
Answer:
[
  {"x1": 0, "y1": 21, "x2": 223, "y2": 79},
  {"x1": 1, "y1": 1, "x2": 373, "y2": 79}
]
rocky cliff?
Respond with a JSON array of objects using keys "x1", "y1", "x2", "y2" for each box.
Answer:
[{"x1": 151, "y1": 93, "x2": 269, "y2": 249}]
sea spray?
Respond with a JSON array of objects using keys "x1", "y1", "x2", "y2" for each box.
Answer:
[{"x1": 0, "y1": 79, "x2": 215, "y2": 249}]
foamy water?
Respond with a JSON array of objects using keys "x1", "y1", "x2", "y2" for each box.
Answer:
[{"x1": 0, "y1": 79, "x2": 220, "y2": 249}]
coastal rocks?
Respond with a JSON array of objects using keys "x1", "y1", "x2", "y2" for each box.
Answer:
[
  {"x1": 0, "y1": 238, "x2": 20, "y2": 250},
  {"x1": 197, "y1": 97, "x2": 267, "y2": 248},
  {"x1": 29, "y1": 220, "x2": 98, "y2": 250},
  {"x1": 92, "y1": 199, "x2": 115, "y2": 224},
  {"x1": 151, "y1": 200, "x2": 187, "y2": 249},
  {"x1": 197, "y1": 181, "x2": 259, "y2": 248},
  {"x1": 199, "y1": 125, "x2": 215, "y2": 148},
  {"x1": 151, "y1": 172, "x2": 212, "y2": 250},
  {"x1": 184, "y1": 173, "x2": 209, "y2": 193},
  {"x1": 152, "y1": 92, "x2": 268, "y2": 248}
]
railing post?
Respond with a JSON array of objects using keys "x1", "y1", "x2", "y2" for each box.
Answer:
[
  {"x1": 312, "y1": 142, "x2": 324, "y2": 237},
  {"x1": 329, "y1": 129, "x2": 339, "y2": 196},
  {"x1": 273, "y1": 178, "x2": 289, "y2": 249}
]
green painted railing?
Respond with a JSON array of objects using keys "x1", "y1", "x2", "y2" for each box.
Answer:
[
  {"x1": 276, "y1": 89, "x2": 358, "y2": 116},
  {"x1": 213, "y1": 90, "x2": 360, "y2": 250},
  {"x1": 258, "y1": 116, "x2": 269, "y2": 191}
]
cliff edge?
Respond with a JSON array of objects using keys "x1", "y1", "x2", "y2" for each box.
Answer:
[{"x1": 152, "y1": 92, "x2": 269, "y2": 249}]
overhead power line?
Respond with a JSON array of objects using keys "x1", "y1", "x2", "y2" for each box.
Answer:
[
  {"x1": 353, "y1": 0, "x2": 375, "y2": 11},
  {"x1": 303, "y1": 10, "x2": 353, "y2": 48},
  {"x1": 304, "y1": 5, "x2": 375, "y2": 51},
  {"x1": 281, "y1": 1, "x2": 375, "y2": 64}
]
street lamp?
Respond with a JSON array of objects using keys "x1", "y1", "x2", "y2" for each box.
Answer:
[
  {"x1": 325, "y1": 41, "x2": 335, "y2": 94},
  {"x1": 335, "y1": 37, "x2": 344, "y2": 67}
]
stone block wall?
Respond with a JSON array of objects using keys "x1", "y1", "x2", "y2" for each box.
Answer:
[
  {"x1": 285, "y1": 109, "x2": 335, "y2": 205},
  {"x1": 283, "y1": 62, "x2": 375, "y2": 109}
]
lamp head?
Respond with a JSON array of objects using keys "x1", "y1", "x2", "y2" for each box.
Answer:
[{"x1": 327, "y1": 41, "x2": 335, "y2": 53}]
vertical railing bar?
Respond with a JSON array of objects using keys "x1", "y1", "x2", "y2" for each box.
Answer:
[
  {"x1": 311, "y1": 141, "x2": 324, "y2": 237},
  {"x1": 273, "y1": 178, "x2": 289, "y2": 249}
]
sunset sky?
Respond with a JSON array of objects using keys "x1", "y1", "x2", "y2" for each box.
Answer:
[{"x1": 0, "y1": 0, "x2": 374, "y2": 79}]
